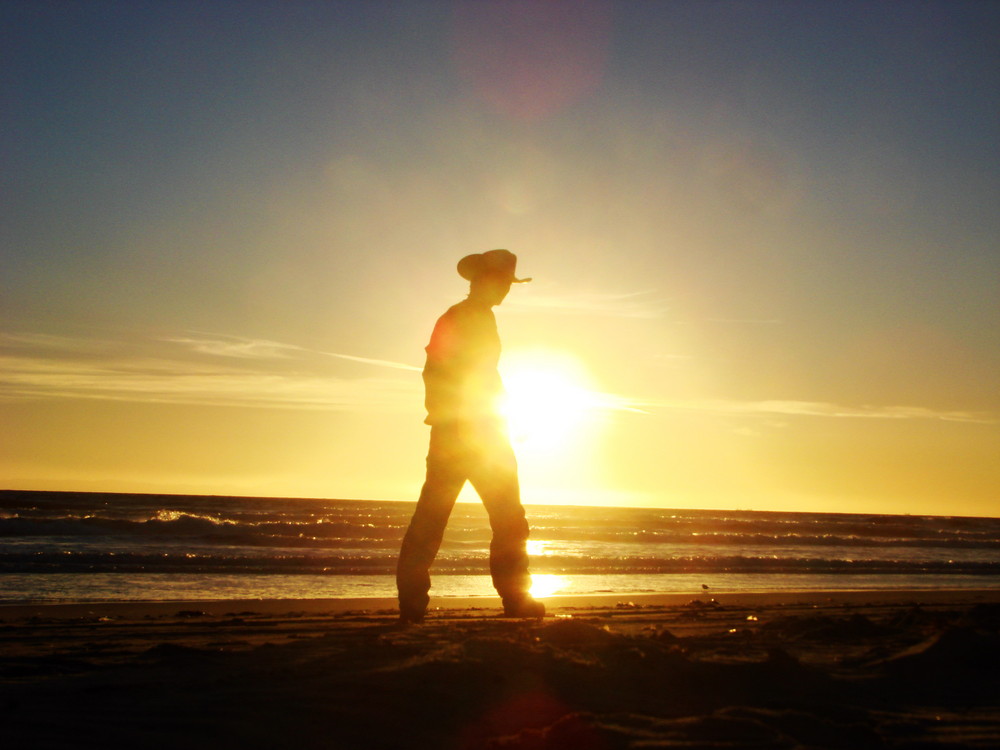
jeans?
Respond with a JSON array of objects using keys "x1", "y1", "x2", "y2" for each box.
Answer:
[{"x1": 396, "y1": 420, "x2": 531, "y2": 617}]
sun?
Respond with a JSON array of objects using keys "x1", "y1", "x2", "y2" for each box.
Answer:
[{"x1": 498, "y1": 349, "x2": 601, "y2": 452}]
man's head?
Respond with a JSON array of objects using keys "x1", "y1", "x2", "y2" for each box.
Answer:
[{"x1": 457, "y1": 249, "x2": 531, "y2": 306}]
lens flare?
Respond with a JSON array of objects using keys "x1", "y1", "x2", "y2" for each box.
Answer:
[{"x1": 498, "y1": 350, "x2": 601, "y2": 452}]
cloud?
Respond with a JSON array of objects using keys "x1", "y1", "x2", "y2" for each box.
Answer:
[
  {"x1": 161, "y1": 335, "x2": 301, "y2": 360},
  {"x1": 165, "y1": 332, "x2": 421, "y2": 372},
  {"x1": 627, "y1": 397, "x2": 995, "y2": 424},
  {"x1": 507, "y1": 288, "x2": 667, "y2": 318},
  {"x1": 0, "y1": 332, "x2": 119, "y2": 356},
  {"x1": 316, "y1": 350, "x2": 422, "y2": 373},
  {"x1": 4, "y1": 331, "x2": 991, "y2": 425},
  {"x1": 0, "y1": 331, "x2": 421, "y2": 411}
]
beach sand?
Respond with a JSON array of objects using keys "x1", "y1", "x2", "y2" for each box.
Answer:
[{"x1": 2, "y1": 589, "x2": 999, "y2": 749}]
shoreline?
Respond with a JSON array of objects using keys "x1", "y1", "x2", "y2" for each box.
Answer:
[{"x1": 3, "y1": 586, "x2": 999, "y2": 621}]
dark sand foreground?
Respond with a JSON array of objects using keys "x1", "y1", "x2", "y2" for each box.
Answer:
[{"x1": 2, "y1": 590, "x2": 999, "y2": 749}]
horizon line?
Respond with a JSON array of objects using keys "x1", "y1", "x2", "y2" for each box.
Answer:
[{"x1": 2, "y1": 487, "x2": 996, "y2": 521}]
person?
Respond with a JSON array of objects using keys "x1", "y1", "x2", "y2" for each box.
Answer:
[{"x1": 396, "y1": 249, "x2": 545, "y2": 623}]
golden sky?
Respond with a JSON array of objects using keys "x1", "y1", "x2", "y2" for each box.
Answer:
[{"x1": 2, "y1": 2, "x2": 998, "y2": 517}]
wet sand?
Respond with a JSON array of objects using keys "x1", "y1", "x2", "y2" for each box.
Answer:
[{"x1": 2, "y1": 589, "x2": 999, "y2": 749}]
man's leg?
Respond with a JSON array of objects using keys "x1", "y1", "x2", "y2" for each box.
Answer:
[
  {"x1": 396, "y1": 427, "x2": 466, "y2": 622},
  {"x1": 468, "y1": 430, "x2": 542, "y2": 618}
]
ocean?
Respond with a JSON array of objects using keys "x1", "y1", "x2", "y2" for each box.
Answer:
[{"x1": 1, "y1": 490, "x2": 998, "y2": 603}]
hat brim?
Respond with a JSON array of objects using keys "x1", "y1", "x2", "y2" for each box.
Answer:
[{"x1": 457, "y1": 250, "x2": 531, "y2": 283}]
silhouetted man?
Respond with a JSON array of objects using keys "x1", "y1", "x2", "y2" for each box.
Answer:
[{"x1": 396, "y1": 249, "x2": 544, "y2": 623}]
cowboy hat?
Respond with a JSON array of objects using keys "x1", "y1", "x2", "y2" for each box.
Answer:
[{"x1": 456, "y1": 249, "x2": 532, "y2": 283}]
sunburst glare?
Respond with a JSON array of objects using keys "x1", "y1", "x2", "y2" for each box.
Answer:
[{"x1": 498, "y1": 350, "x2": 602, "y2": 452}]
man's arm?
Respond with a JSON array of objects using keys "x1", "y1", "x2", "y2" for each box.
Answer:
[{"x1": 422, "y1": 304, "x2": 501, "y2": 424}]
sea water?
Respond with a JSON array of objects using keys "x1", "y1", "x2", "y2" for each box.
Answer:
[{"x1": 1, "y1": 490, "x2": 997, "y2": 602}]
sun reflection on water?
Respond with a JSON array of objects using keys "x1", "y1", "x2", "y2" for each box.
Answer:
[
  {"x1": 528, "y1": 573, "x2": 566, "y2": 599},
  {"x1": 526, "y1": 539, "x2": 554, "y2": 556}
]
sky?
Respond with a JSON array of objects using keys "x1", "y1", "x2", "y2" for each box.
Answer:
[{"x1": 2, "y1": 0, "x2": 998, "y2": 517}]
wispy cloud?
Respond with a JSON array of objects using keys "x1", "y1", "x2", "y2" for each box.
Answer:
[
  {"x1": 161, "y1": 335, "x2": 301, "y2": 360},
  {"x1": 0, "y1": 332, "x2": 120, "y2": 355},
  {"x1": 164, "y1": 332, "x2": 422, "y2": 372},
  {"x1": 508, "y1": 288, "x2": 667, "y2": 318},
  {"x1": 625, "y1": 397, "x2": 995, "y2": 424},
  {"x1": 315, "y1": 350, "x2": 422, "y2": 373},
  {"x1": 506, "y1": 290, "x2": 786, "y2": 328},
  {"x1": 0, "y1": 331, "x2": 421, "y2": 411},
  {"x1": 4, "y1": 331, "x2": 991, "y2": 425}
]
